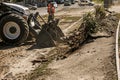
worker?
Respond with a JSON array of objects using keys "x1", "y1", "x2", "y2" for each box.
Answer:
[{"x1": 47, "y1": 1, "x2": 55, "y2": 23}]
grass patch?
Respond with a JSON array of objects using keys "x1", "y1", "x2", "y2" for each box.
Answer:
[
  {"x1": 82, "y1": 12, "x2": 98, "y2": 33},
  {"x1": 95, "y1": 5, "x2": 106, "y2": 20}
]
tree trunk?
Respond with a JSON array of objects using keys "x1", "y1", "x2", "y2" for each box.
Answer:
[{"x1": 104, "y1": 0, "x2": 113, "y2": 8}]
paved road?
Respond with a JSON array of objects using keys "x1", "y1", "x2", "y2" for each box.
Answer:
[
  {"x1": 30, "y1": 3, "x2": 85, "y2": 15},
  {"x1": 30, "y1": 4, "x2": 64, "y2": 15}
]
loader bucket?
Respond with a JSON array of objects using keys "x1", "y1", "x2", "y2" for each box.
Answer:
[
  {"x1": 28, "y1": 13, "x2": 64, "y2": 48},
  {"x1": 46, "y1": 19, "x2": 64, "y2": 41},
  {"x1": 36, "y1": 19, "x2": 64, "y2": 48},
  {"x1": 36, "y1": 28, "x2": 56, "y2": 48}
]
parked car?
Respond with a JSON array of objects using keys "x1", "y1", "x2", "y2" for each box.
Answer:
[
  {"x1": 64, "y1": 0, "x2": 71, "y2": 6},
  {"x1": 51, "y1": 2, "x2": 58, "y2": 8},
  {"x1": 55, "y1": 0, "x2": 64, "y2": 4},
  {"x1": 71, "y1": 0, "x2": 75, "y2": 4},
  {"x1": 79, "y1": 0, "x2": 94, "y2": 6}
]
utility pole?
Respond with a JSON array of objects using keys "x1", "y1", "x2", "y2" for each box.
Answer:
[{"x1": 104, "y1": 0, "x2": 113, "y2": 8}]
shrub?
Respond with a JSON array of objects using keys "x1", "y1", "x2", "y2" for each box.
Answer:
[{"x1": 95, "y1": 5, "x2": 106, "y2": 19}]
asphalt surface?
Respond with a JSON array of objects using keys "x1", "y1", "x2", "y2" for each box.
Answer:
[{"x1": 30, "y1": 4, "x2": 64, "y2": 15}]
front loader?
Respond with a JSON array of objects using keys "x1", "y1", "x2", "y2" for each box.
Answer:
[{"x1": 0, "y1": 2, "x2": 64, "y2": 48}]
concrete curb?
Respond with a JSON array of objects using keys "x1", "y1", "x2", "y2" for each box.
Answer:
[{"x1": 116, "y1": 20, "x2": 120, "y2": 80}]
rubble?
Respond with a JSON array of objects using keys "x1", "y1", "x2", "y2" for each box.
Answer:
[{"x1": 64, "y1": 6, "x2": 119, "y2": 51}]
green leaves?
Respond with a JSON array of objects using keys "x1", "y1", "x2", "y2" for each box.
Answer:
[
  {"x1": 82, "y1": 12, "x2": 97, "y2": 33},
  {"x1": 95, "y1": 5, "x2": 106, "y2": 19}
]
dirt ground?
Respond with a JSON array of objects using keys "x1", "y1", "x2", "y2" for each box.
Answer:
[
  {"x1": 41, "y1": 37, "x2": 116, "y2": 80},
  {"x1": 0, "y1": 3, "x2": 118, "y2": 80}
]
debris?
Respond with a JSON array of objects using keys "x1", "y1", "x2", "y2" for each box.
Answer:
[
  {"x1": 63, "y1": 5, "x2": 119, "y2": 51},
  {"x1": 31, "y1": 59, "x2": 48, "y2": 65}
]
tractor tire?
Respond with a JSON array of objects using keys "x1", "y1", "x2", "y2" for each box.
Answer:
[{"x1": 0, "y1": 14, "x2": 29, "y2": 45}]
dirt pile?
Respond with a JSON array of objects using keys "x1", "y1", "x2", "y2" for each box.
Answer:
[
  {"x1": 99, "y1": 14, "x2": 119, "y2": 36},
  {"x1": 64, "y1": 6, "x2": 119, "y2": 50}
]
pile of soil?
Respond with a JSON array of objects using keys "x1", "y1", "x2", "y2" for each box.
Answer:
[
  {"x1": 64, "y1": 23, "x2": 88, "y2": 51},
  {"x1": 99, "y1": 14, "x2": 119, "y2": 36},
  {"x1": 64, "y1": 9, "x2": 119, "y2": 51}
]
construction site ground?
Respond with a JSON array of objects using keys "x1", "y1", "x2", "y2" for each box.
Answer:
[{"x1": 0, "y1": 3, "x2": 118, "y2": 80}]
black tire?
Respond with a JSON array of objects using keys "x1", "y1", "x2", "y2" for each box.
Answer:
[{"x1": 0, "y1": 14, "x2": 29, "y2": 45}]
